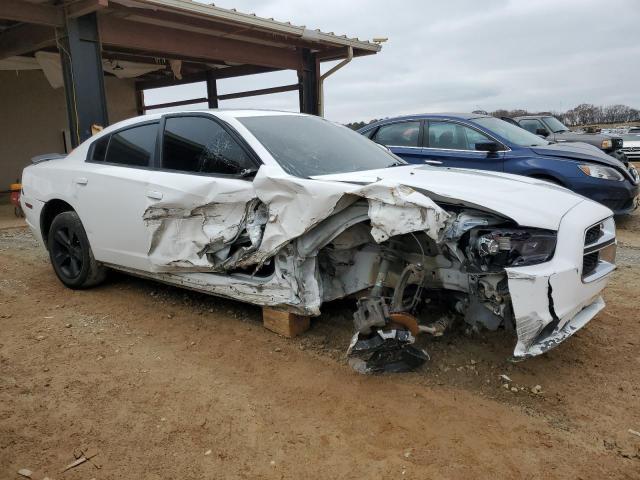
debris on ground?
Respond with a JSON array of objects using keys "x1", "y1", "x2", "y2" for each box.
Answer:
[
  {"x1": 17, "y1": 468, "x2": 32, "y2": 478},
  {"x1": 531, "y1": 385, "x2": 543, "y2": 394},
  {"x1": 61, "y1": 448, "x2": 99, "y2": 473},
  {"x1": 629, "y1": 429, "x2": 640, "y2": 438},
  {"x1": 347, "y1": 330, "x2": 428, "y2": 374}
]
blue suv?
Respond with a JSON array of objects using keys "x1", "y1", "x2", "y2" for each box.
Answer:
[{"x1": 359, "y1": 113, "x2": 639, "y2": 215}]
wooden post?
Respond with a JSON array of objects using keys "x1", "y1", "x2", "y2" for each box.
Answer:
[{"x1": 262, "y1": 307, "x2": 310, "y2": 338}]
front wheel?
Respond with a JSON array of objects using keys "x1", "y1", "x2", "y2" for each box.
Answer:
[{"x1": 48, "y1": 211, "x2": 106, "y2": 289}]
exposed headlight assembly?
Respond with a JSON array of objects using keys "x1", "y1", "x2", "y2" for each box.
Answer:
[
  {"x1": 578, "y1": 164, "x2": 624, "y2": 181},
  {"x1": 468, "y1": 228, "x2": 557, "y2": 271},
  {"x1": 601, "y1": 139, "x2": 612, "y2": 150}
]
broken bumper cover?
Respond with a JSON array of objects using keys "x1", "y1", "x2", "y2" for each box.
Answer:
[
  {"x1": 513, "y1": 295, "x2": 605, "y2": 359},
  {"x1": 506, "y1": 200, "x2": 615, "y2": 358}
]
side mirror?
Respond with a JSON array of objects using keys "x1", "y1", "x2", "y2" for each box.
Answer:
[
  {"x1": 475, "y1": 141, "x2": 500, "y2": 153},
  {"x1": 536, "y1": 128, "x2": 549, "y2": 137}
]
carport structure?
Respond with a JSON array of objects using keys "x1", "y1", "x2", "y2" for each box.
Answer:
[{"x1": 0, "y1": 0, "x2": 381, "y2": 188}]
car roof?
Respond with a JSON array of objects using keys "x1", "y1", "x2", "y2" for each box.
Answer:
[
  {"x1": 101, "y1": 108, "x2": 306, "y2": 131},
  {"x1": 362, "y1": 113, "x2": 490, "y2": 129},
  {"x1": 513, "y1": 115, "x2": 554, "y2": 119}
]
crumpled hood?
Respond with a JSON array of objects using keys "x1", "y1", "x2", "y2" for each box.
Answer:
[
  {"x1": 313, "y1": 165, "x2": 589, "y2": 230},
  {"x1": 530, "y1": 142, "x2": 626, "y2": 168}
]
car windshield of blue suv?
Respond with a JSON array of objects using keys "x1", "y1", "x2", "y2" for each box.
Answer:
[{"x1": 473, "y1": 117, "x2": 550, "y2": 147}]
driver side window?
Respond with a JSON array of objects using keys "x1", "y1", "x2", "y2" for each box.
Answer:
[
  {"x1": 427, "y1": 122, "x2": 492, "y2": 150},
  {"x1": 162, "y1": 116, "x2": 255, "y2": 175},
  {"x1": 519, "y1": 119, "x2": 546, "y2": 135}
]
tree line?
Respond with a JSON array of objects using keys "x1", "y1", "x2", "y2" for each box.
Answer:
[
  {"x1": 492, "y1": 104, "x2": 639, "y2": 126},
  {"x1": 345, "y1": 104, "x2": 639, "y2": 129}
]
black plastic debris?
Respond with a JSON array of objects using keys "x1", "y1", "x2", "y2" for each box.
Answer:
[{"x1": 347, "y1": 329, "x2": 429, "y2": 374}]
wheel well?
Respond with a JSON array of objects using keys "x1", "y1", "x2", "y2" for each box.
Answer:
[
  {"x1": 41, "y1": 199, "x2": 75, "y2": 247},
  {"x1": 530, "y1": 174, "x2": 565, "y2": 187}
]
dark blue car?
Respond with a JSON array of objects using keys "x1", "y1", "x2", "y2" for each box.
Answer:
[{"x1": 358, "y1": 113, "x2": 639, "y2": 215}]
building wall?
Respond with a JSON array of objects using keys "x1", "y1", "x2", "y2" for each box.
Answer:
[{"x1": 0, "y1": 70, "x2": 138, "y2": 189}]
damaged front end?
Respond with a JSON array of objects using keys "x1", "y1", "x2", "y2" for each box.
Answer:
[{"x1": 132, "y1": 167, "x2": 613, "y2": 373}]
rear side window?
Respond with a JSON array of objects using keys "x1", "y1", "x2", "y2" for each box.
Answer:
[
  {"x1": 373, "y1": 122, "x2": 420, "y2": 147},
  {"x1": 90, "y1": 136, "x2": 109, "y2": 162},
  {"x1": 162, "y1": 116, "x2": 254, "y2": 175},
  {"x1": 103, "y1": 123, "x2": 158, "y2": 167}
]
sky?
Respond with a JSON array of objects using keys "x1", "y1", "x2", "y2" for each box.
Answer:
[{"x1": 144, "y1": 0, "x2": 640, "y2": 124}]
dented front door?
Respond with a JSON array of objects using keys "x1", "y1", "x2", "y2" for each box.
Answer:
[
  {"x1": 141, "y1": 114, "x2": 262, "y2": 272},
  {"x1": 142, "y1": 170, "x2": 257, "y2": 271}
]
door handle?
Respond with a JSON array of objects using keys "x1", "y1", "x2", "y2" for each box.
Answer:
[
  {"x1": 75, "y1": 177, "x2": 88, "y2": 185},
  {"x1": 424, "y1": 160, "x2": 443, "y2": 165},
  {"x1": 146, "y1": 190, "x2": 163, "y2": 200}
]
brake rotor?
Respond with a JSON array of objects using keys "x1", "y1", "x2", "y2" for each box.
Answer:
[{"x1": 389, "y1": 311, "x2": 420, "y2": 336}]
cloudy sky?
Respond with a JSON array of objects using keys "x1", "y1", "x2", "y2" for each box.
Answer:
[{"x1": 144, "y1": 0, "x2": 640, "y2": 123}]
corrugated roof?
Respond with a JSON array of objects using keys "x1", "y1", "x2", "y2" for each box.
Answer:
[{"x1": 112, "y1": 0, "x2": 382, "y2": 54}]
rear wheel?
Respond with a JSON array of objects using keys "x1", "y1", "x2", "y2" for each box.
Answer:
[{"x1": 48, "y1": 211, "x2": 106, "y2": 289}]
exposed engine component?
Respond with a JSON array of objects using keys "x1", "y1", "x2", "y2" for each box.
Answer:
[
  {"x1": 418, "y1": 315, "x2": 454, "y2": 336},
  {"x1": 353, "y1": 297, "x2": 390, "y2": 335}
]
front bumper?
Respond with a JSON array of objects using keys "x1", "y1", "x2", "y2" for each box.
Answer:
[{"x1": 505, "y1": 200, "x2": 615, "y2": 358}]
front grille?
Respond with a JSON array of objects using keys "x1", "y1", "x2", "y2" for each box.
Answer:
[
  {"x1": 582, "y1": 252, "x2": 599, "y2": 277},
  {"x1": 621, "y1": 147, "x2": 640, "y2": 161},
  {"x1": 582, "y1": 218, "x2": 616, "y2": 281},
  {"x1": 585, "y1": 224, "x2": 603, "y2": 245}
]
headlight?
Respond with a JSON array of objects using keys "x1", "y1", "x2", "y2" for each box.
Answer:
[
  {"x1": 578, "y1": 164, "x2": 624, "y2": 181},
  {"x1": 469, "y1": 229, "x2": 557, "y2": 270},
  {"x1": 601, "y1": 139, "x2": 612, "y2": 149}
]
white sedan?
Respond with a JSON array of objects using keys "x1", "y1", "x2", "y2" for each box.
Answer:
[{"x1": 21, "y1": 110, "x2": 616, "y2": 373}]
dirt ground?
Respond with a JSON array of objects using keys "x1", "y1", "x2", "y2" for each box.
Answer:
[{"x1": 1, "y1": 202, "x2": 639, "y2": 479}]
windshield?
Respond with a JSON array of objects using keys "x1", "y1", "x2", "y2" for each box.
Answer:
[
  {"x1": 542, "y1": 116, "x2": 569, "y2": 133},
  {"x1": 238, "y1": 115, "x2": 404, "y2": 177},
  {"x1": 472, "y1": 117, "x2": 549, "y2": 147}
]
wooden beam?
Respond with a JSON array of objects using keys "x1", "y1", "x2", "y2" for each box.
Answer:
[
  {"x1": 218, "y1": 83, "x2": 299, "y2": 101},
  {"x1": 0, "y1": 0, "x2": 63, "y2": 27},
  {"x1": 66, "y1": 0, "x2": 109, "y2": 19},
  {"x1": 0, "y1": 24, "x2": 56, "y2": 60},
  {"x1": 135, "y1": 65, "x2": 280, "y2": 91},
  {"x1": 144, "y1": 97, "x2": 208, "y2": 111},
  {"x1": 212, "y1": 65, "x2": 280, "y2": 80},
  {"x1": 262, "y1": 307, "x2": 310, "y2": 338},
  {"x1": 99, "y1": 16, "x2": 302, "y2": 70}
]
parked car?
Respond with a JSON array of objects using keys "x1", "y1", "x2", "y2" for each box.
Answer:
[
  {"x1": 620, "y1": 133, "x2": 640, "y2": 163},
  {"x1": 359, "y1": 113, "x2": 639, "y2": 215},
  {"x1": 510, "y1": 115, "x2": 624, "y2": 156},
  {"x1": 22, "y1": 110, "x2": 616, "y2": 372}
]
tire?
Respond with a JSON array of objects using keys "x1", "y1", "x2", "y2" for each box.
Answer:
[{"x1": 47, "y1": 211, "x2": 106, "y2": 289}]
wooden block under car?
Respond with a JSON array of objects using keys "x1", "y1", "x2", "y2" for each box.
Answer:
[{"x1": 262, "y1": 307, "x2": 310, "y2": 338}]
